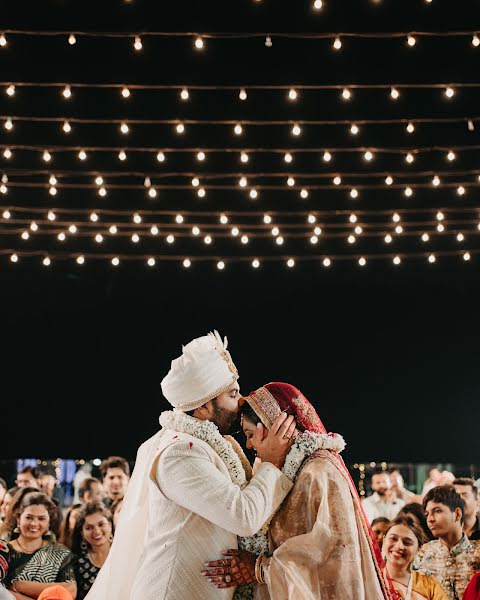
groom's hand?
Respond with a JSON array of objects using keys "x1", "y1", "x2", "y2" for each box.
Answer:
[{"x1": 254, "y1": 413, "x2": 295, "y2": 468}]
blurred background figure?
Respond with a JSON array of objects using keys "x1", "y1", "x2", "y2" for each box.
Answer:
[
  {"x1": 362, "y1": 468, "x2": 405, "y2": 522},
  {"x1": 388, "y1": 467, "x2": 420, "y2": 503},
  {"x1": 59, "y1": 504, "x2": 83, "y2": 549},
  {"x1": 78, "y1": 478, "x2": 104, "y2": 505},
  {"x1": 99, "y1": 457, "x2": 130, "y2": 508},
  {"x1": 110, "y1": 498, "x2": 123, "y2": 529},
  {"x1": 0, "y1": 480, "x2": 6, "y2": 507},
  {"x1": 15, "y1": 467, "x2": 40, "y2": 489},
  {"x1": 72, "y1": 502, "x2": 113, "y2": 600},
  {"x1": 72, "y1": 464, "x2": 93, "y2": 505},
  {"x1": 398, "y1": 502, "x2": 435, "y2": 541},
  {"x1": 40, "y1": 468, "x2": 65, "y2": 507},
  {"x1": 371, "y1": 517, "x2": 390, "y2": 548},
  {"x1": 0, "y1": 488, "x2": 17, "y2": 528},
  {"x1": 453, "y1": 478, "x2": 480, "y2": 540}
]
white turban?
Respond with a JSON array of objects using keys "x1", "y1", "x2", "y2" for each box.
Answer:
[{"x1": 161, "y1": 330, "x2": 239, "y2": 411}]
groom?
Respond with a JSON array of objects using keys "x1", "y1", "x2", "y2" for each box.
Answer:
[{"x1": 86, "y1": 331, "x2": 295, "y2": 600}]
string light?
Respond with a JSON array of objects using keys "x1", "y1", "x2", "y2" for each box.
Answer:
[
  {"x1": 68, "y1": 34, "x2": 76, "y2": 45},
  {"x1": 393, "y1": 256, "x2": 401, "y2": 265},
  {"x1": 265, "y1": 36, "x2": 272, "y2": 48},
  {"x1": 407, "y1": 35, "x2": 416, "y2": 47},
  {"x1": 62, "y1": 120, "x2": 71, "y2": 133},
  {"x1": 180, "y1": 88, "x2": 189, "y2": 101},
  {"x1": 445, "y1": 87, "x2": 455, "y2": 98},
  {"x1": 436, "y1": 211, "x2": 444, "y2": 221},
  {"x1": 313, "y1": 0, "x2": 323, "y2": 9},
  {"x1": 239, "y1": 88, "x2": 247, "y2": 100},
  {"x1": 385, "y1": 234, "x2": 393, "y2": 244},
  {"x1": 286, "y1": 258, "x2": 295, "y2": 268},
  {"x1": 112, "y1": 257, "x2": 120, "y2": 266},
  {"x1": 358, "y1": 257, "x2": 367, "y2": 266},
  {"x1": 314, "y1": 226, "x2": 322, "y2": 235},
  {"x1": 456, "y1": 233, "x2": 464, "y2": 242},
  {"x1": 241, "y1": 235, "x2": 249, "y2": 244},
  {"x1": 148, "y1": 187, "x2": 157, "y2": 197},
  {"x1": 57, "y1": 232, "x2": 65, "y2": 241},
  {"x1": 249, "y1": 188, "x2": 258, "y2": 199},
  {"x1": 147, "y1": 257, "x2": 156, "y2": 267},
  {"x1": 333, "y1": 176, "x2": 342, "y2": 185},
  {"x1": 231, "y1": 227, "x2": 240, "y2": 237},
  {"x1": 49, "y1": 186, "x2": 57, "y2": 196},
  {"x1": 405, "y1": 187, "x2": 413, "y2": 197},
  {"x1": 194, "y1": 36, "x2": 204, "y2": 50},
  {"x1": 42, "y1": 257, "x2": 51, "y2": 266},
  {"x1": 10, "y1": 254, "x2": 18, "y2": 263},
  {"x1": 271, "y1": 227, "x2": 280, "y2": 236},
  {"x1": 350, "y1": 124, "x2": 359, "y2": 135},
  {"x1": 421, "y1": 233, "x2": 429, "y2": 242},
  {"x1": 288, "y1": 88, "x2": 298, "y2": 101},
  {"x1": 68, "y1": 224, "x2": 77, "y2": 233},
  {"x1": 395, "y1": 225, "x2": 403, "y2": 234},
  {"x1": 287, "y1": 177, "x2": 295, "y2": 186},
  {"x1": 347, "y1": 235, "x2": 356, "y2": 244},
  {"x1": 333, "y1": 37, "x2": 342, "y2": 50},
  {"x1": 447, "y1": 151, "x2": 456, "y2": 161},
  {"x1": 234, "y1": 124, "x2": 243, "y2": 135},
  {"x1": 437, "y1": 224, "x2": 445, "y2": 234},
  {"x1": 176, "y1": 123, "x2": 185, "y2": 134},
  {"x1": 133, "y1": 36, "x2": 142, "y2": 51},
  {"x1": 385, "y1": 176, "x2": 394, "y2": 185},
  {"x1": 310, "y1": 235, "x2": 318, "y2": 244},
  {"x1": 42, "y1": 150, "x2": 52, "y2": 162},
  {"x1": 150, "y1": 225, "x2": 158, "y2": 235},
  {"x1": 472, "y1": 35, "x2": 480, "y2": 47},
  {"x1": 89, "y1": 212, "x2": 98, "y2": 222},
  {"x1": 198, "y1": 188, "x2": 206, "y2": 197},
  {"x1": 406, "y1": 153, "x2": 415, "y2": 163},
  {"x1": 457, "y1": 186, "x2": 466, "y2": 195},
  {"x1": 220, "y1": 214, "x2": 229, "y2": 224},
  {"x1": 292, "y1": 123, "x2": 302, "y2": 136},
  {"x1": 6, "y1": 85, "x2": 15, "y2": 96},
  {"x1": 323, "y1": 151, "x2": 332, "y2": 162},
  {"x1": 252, "y1": 259, "x2": 260, "y2": 268},
  {"x1": 354, "y1": 226, "x2": 363, "y2": 235},
  {"x1": 62, "y1": 85, "x2": 72, "y2": 99},
  {"x1": 350, "y1": 188, "x2": 359, "y2": 198},
  {"x1": 118, "y1": 150, "x2": 127, "y2": 161},
  {"x1": 276, "y1": 236, "x2": 284, "y2": 245},
  {"x1": 349, "y1": 214, "x2": 357, "y2": 223},
  {"x1": 197, "y1": 151, "x2": 206, "y2": 161},
  {"x1": 95, "y1": 233, "x2": 104, "y2": 243},
  {"x1": 133, "y1": 213, "x2": 142, "y2": 224},
  {"x1": 432, "y1": 175, "x2": 441, "y2": 186},
  {"x1": 463, "y1": 252, "x2": 471, "y2": 261},
  {"x1": 407, "y1": 122, "x2": 415, "y2": 133},
  {"x1": 192, "y1": 226, "x2": 200, "y2": 235},
  {"x1": 240, "y1": 152, "x2": 249, "y2": 163},
  {"x1": 175, "y1": 214, "x2": 184, "y2": 224},
  {"x1": 120, "y1": 122, "x2": 129, "y2": 134},
  {"x1": 4, "y1": 118, "x2": 13, "y2": 130},
  {"x1": 78, "y1": 150, "x2": 87, "y2": 160},
  {"x1": 364, "y1": 151, "x2": 373, "y2": 161},
  {"x1": 0, "y1": 34, "x2": 7, "y2": 47},
  {"x1": 183, "y1": 258, "x2": 191, "y2": 268},
  {"x1": 239, "y1": 176, "x2": 248, "y2": 188},
  {"x1": 132, "y1": 233, "x2": 140, "y2": 243},
  {"x1": 428, "y1": 254, "x2": 436, "y2": 263},
  {"x1": 77, "y1": 256, "x2": 85, "y2": 265},
  {"x1": 21, "y1": 231, "x2": 30, "y2": 240},
  {"x1": 95, "y1": 176, "x2": 103, "y2": 186},
  {"x1": 390, "y1": 87, "x2": 400, "y2": 100},
  {"x1": 263, "y1": 214, "x2": 272, "y2": 224},
  {"x1": 0, "y1": 184, "x2": 7, "y2": 194},
  {"x1": 342, "y1": 88, "x2": 352, "y2": 101},
  {"x1": 323, "y1": 258, "x2": 331, "y2": 267},
  {"x1": 166, "y1": 234, "x2": 175, "y2": 244},
  {"x1": 156, "y1": 151, "x2": 165, "y2": 162},
  {"x1": 3, "y1": 149, "x2": 12, "y2": 159}
]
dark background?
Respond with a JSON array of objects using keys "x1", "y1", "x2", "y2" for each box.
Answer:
[{"x1": 0, "y1": 0, "x2": 479, "y2": 463}]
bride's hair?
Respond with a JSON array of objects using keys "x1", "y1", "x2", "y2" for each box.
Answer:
[{"x1": 241, "y1": 405, "x2": 262, "y2": 426}]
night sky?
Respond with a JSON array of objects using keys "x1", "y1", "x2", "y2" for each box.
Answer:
[{"x1": 1, "y1": 0, "x2": 479, "y2": 464}]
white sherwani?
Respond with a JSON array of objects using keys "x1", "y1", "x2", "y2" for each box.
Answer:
[{"x1": 86, "y1": 426, "x2": 293, "y2": 600}]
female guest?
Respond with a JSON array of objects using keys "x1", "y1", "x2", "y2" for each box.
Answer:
[
  {"x1": 72, "y1": 502, "x2": 113, "y2": 600},
  {"x1": 204, "y1": 382, "x2": 393, "y2": 599},
  {"x1": 59, "y1": 504, "x2": 82, "y2": 549},
  {"x1": 4, "y1": 492, "x2": 76, "y2": 599},
  {"x1": 0, "y1": 488, "x2": 48, "y2": 541},
  {"x1": 382, "y1": 516, "x2": 447, "y2": 599},
  {"x1": 372, "y1": 517, "x2": 391, "y2": 548},
  {"x1": 398, "y1": 503, "x2": 435, "y2": 541}
]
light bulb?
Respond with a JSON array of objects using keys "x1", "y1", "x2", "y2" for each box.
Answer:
[
  {"x1": 276, "y1": 236, "x2": 284, "y2": 245},
  {"x1": 407, "y1": 35, "x2": 416, "y2": 47},
  {"x1": 364, "y1": 151, "x2": 373, "y2": 161},
  {"x1": 175, "y1": 214, "x2": 184, "y2": 224},
  {"x1": 358, "y1": 257, "x2": 366, "y2": 267},
  {"x1": 63, "y1": 85, "x2": 72, "y2": 99},
  {"x1": 456, "y1": 233, "x2": 464, "y2": 242},
  {"x1": 183, "y1": 259, "x2": 191, "y2": 268},
  {"x1": 286, "y1": 177, "x2": 295, "y2": 187},
  {"x1": 395, "y1": 225, "x2": 403, "y2": 234},
  {"x1": 197, "y1": 151, "x2": 206, "y2": 161},
  {"x1": 48, "y1": 175, "x2": 57, "y2": 185},
  {"x1": 271, "y1": 227, "x2": 279, "y2": 236},
  {"x1": 350, "y1": 188, "x2": 358, "y2": 198},
  {"x1": 68, "y1": 34, "x2": 76, "y2": 45},
  {"x1": 234, "y1": 124, "x2": 243, "y2": 135},
  {"x1": 265, "y1": 36, "x2": 272, "y2": 47},
  {"x1": 287, "y1": 258, "x2": 295, "y2": 268},
  {"x1": 349, "y1": 214, "x2": 357, "y2": 223},
  {"x1": 385, "y1": 176, "x2": 393, "y2": 185},
  {"x1": 300, "y1": 189, "x2": 309, "y2": 198},
  {"x1": 355, "y1": 226, "x2": 363, "y2": 235},
  {"x1": 333, "y1": 176, "x2": 342, "y2": 185},
  {"x1": 463, "y1": 252, "x2": 471, "y2": 261},
  {"x1": 407, "y1": 122, "x2": 415, "y2": 133},
  {"x1": 6, "y1": 85, "x2": 15, "y2": 96},
  {"x1": 342, "y1": 88, "x2": 352, "y2": 100},
  {"x1": 62, "y1": 120, "x2": 71, "y2": 133},
  {"x1": 49, "y1": 186, "x2": 57, "y2": 196},
  {"x1": 432, "y1": 176, "x2": 440, "y2": 186},
  {"x1": 333, "y1": 37, "x2": 342, "y2": 50},
  {"x1": 166, "y1": 235, "x2": 175, "y2": 244},
  {"x1": 310, "y1": 235, "x2": 318, "y2": 244},
  {"x1": 436, "y1": 211, "x2": 444, "y2": 220},
  {"x1": 118, "y1": 151, "x2": 127, "y2": 161},
  {"x1": 43, "y1": 257, "x2": 51, "y2": 266},
  {"x1": 120, "y1": 122, "x2": 129, "y2": 134},
  {"x1": 445, "y1": 87, "x2": 455, "y2": 98},
  {"x1": 231, "y1": 227, "x2": 240, "y2": 237},
  {"x1": 192, "y1": 226, "x2": 200, "y2": 235},
  {"x1": 132, "y1": 233, "x2": 140, "y2": 243},
  {"x1": 240, "y1": 152, "x2": 249, "y2": 163},
  {"x1": 157, "y1": 151, "x2": 165, "y2": 162},
  {"x1": 121, "y1": 87, "x2": 130, "y2": 98},
  {"x1": 147, "y1": 258, "x2": 156, "y2": 267},
  {"x1": 241, "y1": 235, "x2": 249, "y2": 244},
  {"x1": 447, "y1": 151, "x2": 456, "y2": 161},
  {"x1": 421, "y1": 233, "x2": 429, "y2": 242},
  {"x1": 148, "y1": 187, "x2": 157, "y2": 198},
  {"x1": 150, "y1": 225, "x2": 158, "y2": 235},
  {"x1": 314, "y1": 226, "x2": 322, "y2": 235},
  {"x1": 393, "y1": 256, "x2": 401, "y2": 265},
  {"x1": 10, "y1": 254, "x2": 18, "y2": 262},
  {"x1": 0, "y1": 184, "x2": 7, "y2": 194},
  {"x1": 89, "y1": 212, "x2": 98, "y2": 222},
  {"x1": 350, "y1": 124, "x2": 359, "y2": 135},
  {"x1": 252, "y1": 259, "x2": 260, "y2": 269},
  {"x1": 390, "y1": 87, "x2": 400, "y2": 100},
  {"x1": 323, "y1": 151, "x2": 332, "y2": 162},
  {"x1": 4, "y1": 118, "x2": 13, "y2": 130},
  {"x1": 110, "y1": 225, "x2": 118, "y2": 234},
  {"x1": 239, "y1": 177, "x2": 247, "y2": 187},
  {"x1": 21, "y1": 231, "x2": 29, "y2": 240},
  {"x1": 263, "y1": 214, "x2": 272, "y2": 224},
  {"x1": 176, "y1": 123, "x2": 185, "y2": 134},
  {"x1": 288, "y1": 88, "x2": 298, "y2": 101},
  {"x1": 198, "y1": 188, "x2": 206, "y2": 198},
  {"x1": 77, "y1": 256, "x2": 85, "y2": 265},
  {"x1": 284, "y1": 152, "x2": 293, "y2": 163},
  {"x1": 308, "y1": 214, "x2": 316, "y2": 223},
  {"x1": 112, "y1": 257, "x2": 120, "y2": 266},
  {"x1": 428, "y1": 254, "x2": 436, "y2": 263},
  {"x1": 180, "y1": 88, "x2": 189, "y2": 101},
  {"x1": 134, "y1": 36, "x2": 142, "y2": 51},
  {"x1": 43, "y1": 150, "x2": 52, "y2": 162},
  {"x1": 385, "y1": 234, "x2": 392, "y2": 244},
  {"x1": 48, "y1": 210, "x2": 56, "y2": 221},
  {"x1": 0, "y1": 34, "x2": 7, "y2": 47},
  {"x1": 57, "y1": 233, "x2": 66, "y2": 241},
  {"x1": 133, "y1": 213, "x2": 142, "y2": 223},
  {"x1": 292, "y1": 124, "x2": 301, "y2": 136},
  {"x1": 194, "y1": 37, "x2": 204, "y2": 50},
  {"x1": 406, "y1": 153, "x2": 414, "y2": 164},
  {"x1": 143, "y1": 177, "x2": 151, "y2": 187},
  {"x1": 95, "y1": 234, "x2": 103, "y2": 243},
  {"x1": 78, "y1": 150, "x2": 87, "y2": 160},
  {"x1": 313, "y1": 0, "x2": 323, "y2": 9},
  {"x1": 457, "y1": 186, "x2": 465, "y2": 195},
  {"x1": 249, "y1": 189, "x2": 258, "y2": 199},
  {"x1": 393, "y1": 212, "x2": 401, "y2": 222},
  {"x1": 323, "y1": 258, "x2": 331, "y2": 267},
  {"x1": 405, "y1": 187, "x2": 413, "y2": 197},
  {"x1": 3, "y1": 148, "x2": 12, "y2": 159},
  {"x1": 348, "y1": 235, "x2": 356, "y2": 244},
  {"x1": 95, "y1": 176, "x2": 103, "y2": 185},
  {"x1": 437, "y1": 223, "x2": 444, "y2": 232},
  {"x1": 472, "y1": 35, "x2": 480, "y2": 47},
  {"x1": 69, "y1": 225, "x2": 77, "y2": 233},
  {"x1": 239, "y1": 89, "x2": 247, "y2": 100}
]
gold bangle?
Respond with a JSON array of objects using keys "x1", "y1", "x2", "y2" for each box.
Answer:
[{"x1": 255, "y1": 554, "x2": 266, "y2": 584}]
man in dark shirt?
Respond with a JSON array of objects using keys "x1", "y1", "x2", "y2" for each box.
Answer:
[{"x1": 454, "y1": 477, "x2": 480, "y2": 540}]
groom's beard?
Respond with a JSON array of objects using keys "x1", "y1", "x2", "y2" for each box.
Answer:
[{"x1": 210, "y1": 403, "x2": 241, "y2": 435}]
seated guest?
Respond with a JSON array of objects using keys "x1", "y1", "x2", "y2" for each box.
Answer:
[
  {"x1": 15, "y1": 467, "x2": 40, "y2": 490},
  {"x1": 59, "y1": 505, "x2": 82, "y2": 549},
  {"x1": 0, "y1": 488, "x2": 40, "y2": 541},
  {"x1": 99, "y1": 457, "x2": 129, "y2": 508},
  {"x1": 382, "y1": 516, "x2": 447, "y2": 599},
  {"x1": 3, "y1": 492, "x2": 76, "y2": 599},
  {"x1": 371, "y1": 517, "x2": 390, "y2": 548},
  {"x1": 78, "y1": 479, "x2": 104, "y2": 505},
  {"x1": 40, "y1": 470, "x2": 65, "y2": 508},
  {"x1": 399, "y1": 502, "x2": 435, "y2": 541},
  {"x1": 0, "y1": 488, "x2": 17, "y2": 528},
  {"x1": 0, "y1": 480, "x2": 7, "y2": 507},
  {"x1": 0, "y1": 539, "x2": 14, "y2": 600},
  {"x1": 362, "y1": 468, "x2": 405, "y2": 522},
  {"x1": 414, "y1": 486, "x2": 480, "y2": 600},
  {"x1": 72, "y1": 502, "x2": 113, "y2": 600},
  {"x1": 463, "y1": 573, "x2": 480, "y2": 600},
  {"x1": 453, "y1": 478, "x2": 480, "y2": 540}
]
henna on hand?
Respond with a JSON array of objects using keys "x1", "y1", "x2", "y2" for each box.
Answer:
[{"x1": 202, "y1": 549, "x2": 257, "y2": 588}]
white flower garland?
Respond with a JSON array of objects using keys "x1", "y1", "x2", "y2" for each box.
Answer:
[{"x1": 159, "y1": 410, "x2": 346, "y2": 600}]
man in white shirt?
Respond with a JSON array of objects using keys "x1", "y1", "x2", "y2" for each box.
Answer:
[
  {"x1": 362, "y1": 469, "x2": 405, "y2": 523},
  {"x1": 86, "y1": 331, "x2": 295, "y2": 600}
]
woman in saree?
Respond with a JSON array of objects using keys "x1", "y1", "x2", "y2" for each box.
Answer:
[
  {"x1": 204, "y1": 382, "x2": 394, "y2": 600},
  {"x1": 382, "y1": 516, "x2": 447, "y2": 600},
  {"x1": 4, "y1": 493, "x2": 76, "y2": 599}
]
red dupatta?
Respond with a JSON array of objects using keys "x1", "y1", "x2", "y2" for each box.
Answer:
[{"x1": 246, "y1": 382, "x2": 396, "y2": 600}]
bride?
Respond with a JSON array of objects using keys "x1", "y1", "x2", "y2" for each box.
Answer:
[{"x1": 204, "y1": 382, "x2": 394, "y2": 600}]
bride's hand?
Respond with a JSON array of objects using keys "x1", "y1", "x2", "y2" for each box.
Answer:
[{"x1": 202, "y1": 549, "x2": 257, "y2": 588}]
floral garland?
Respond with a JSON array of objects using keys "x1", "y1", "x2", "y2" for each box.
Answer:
[{"x1": 159, "y1": 410, "x2": 346, "y2": 600}]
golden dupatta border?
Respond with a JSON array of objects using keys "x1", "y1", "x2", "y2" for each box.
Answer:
[{"x1": 246, "y1": 387, "x2": 283, "y2": 429}]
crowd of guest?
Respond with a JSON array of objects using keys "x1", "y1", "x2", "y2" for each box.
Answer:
[
  {"x1": 362, "y1": 467, "x2": 480, "y2": 600},
  {"x1": 0, "y1": 457, "x2": 479, "y2": 599},
  {"x1": 0, "y1": 456, "x2": 130, "y2": 600}
]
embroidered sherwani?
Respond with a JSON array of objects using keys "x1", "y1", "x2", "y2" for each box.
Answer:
[
  {"x1": 130, "y1": 427, "x2": 293, "y2": 600},
  {"x1": 256, "y1": 450, "x2": 387, "y2": 600}
]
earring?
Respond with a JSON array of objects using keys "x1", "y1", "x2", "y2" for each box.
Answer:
[
  {"x1": 109, "y1": 534, "x2": 113, "y2": 543},
  {"x1": 80, "y1": 540, "x2": 88, "y2": 552},
  {"x1": 13, "y1": 526, "x2": 20, "y2": 534}
]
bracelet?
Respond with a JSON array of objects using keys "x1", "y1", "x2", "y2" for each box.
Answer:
[{"x1": 254, "y1": 554, "x2": 265, "y2": 584}]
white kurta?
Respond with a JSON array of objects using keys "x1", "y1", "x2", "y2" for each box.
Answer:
[{"x1": 87, "y1": 427, "x2": 293, "y2": 600}]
